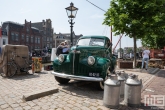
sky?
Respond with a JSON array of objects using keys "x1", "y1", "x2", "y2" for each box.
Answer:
[{"x1": 0, "y1": 0, "x2": 142, "y2": 50}]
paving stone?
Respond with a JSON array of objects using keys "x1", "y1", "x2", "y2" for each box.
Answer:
[
  {"x1": 74, "y1": 103, "x2": 82, "y2": 108},
  {"x1": 4, "y1": 107, "x2": 13, "y2": 110},
  {"x1": 0, "y1": 100, "x2": 6, "y2": 105},
  {"x1": 72, "y1": 106, "x2": 81, "y2": 110},
  {"x1": 22, "y1": 105, "x2": 31, "y2": 110},
  {"x1": 81, "y1": 106, "x2": 91, "y2": 110},
  {"x1": 97, "y1": 106, "x2": 110, "y2": 110},
  {"x1": 31, "y1": 106, "x2": 41, "y2": 110},
  {"x1": 26, "y1": 101, "x2": 36, "y2": 107},
  {"x1": 50, "y1": 105, "x2": 58, "y2": 109},
  {"x1": 13, "y1": 107, "x2": 23, "y2": 110},
  {"x1": 56, "y1": 108, "x2": 64, "y2": 110},
  {"x1": 1, "y1": 104, "x2": 10, "y2": 109},
  {"x1": 19, "y1": 102, "x2": 28, "y2": 107},
  {"x1": 41, "y1": 105, "x2": 50, "y2": 110},
  {"x1": 89, "y1": 106, "x2": 98, "y2": 110},
  {"x1": 10, "y1": 103, "x2": 19, "y2": 108}
]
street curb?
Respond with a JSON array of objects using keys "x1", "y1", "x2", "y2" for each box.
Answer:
[
  {"x1": 150, "y1": 68, "x2": 160, "y2": 74},
  {"x1": 22, "y1": 87, "x2": 59, "y2": 101}
]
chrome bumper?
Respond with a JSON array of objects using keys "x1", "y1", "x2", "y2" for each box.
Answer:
[{"x1": 51, "y1": 71, "x2": 103, "y2": 82}]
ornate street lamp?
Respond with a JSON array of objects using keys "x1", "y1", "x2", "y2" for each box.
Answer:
[{"x1": 65, "y1": 2, "x2": 78, "y2": 46}]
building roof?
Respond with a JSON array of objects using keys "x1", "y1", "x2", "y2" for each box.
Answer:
[
  {"x1": 2, "y1": 21, "x2": 23, "y2": 30},
  {"x1": 31, "y1": 22, "x2": 43, "y2": 30},
  {"x1": 3, "y1": 21, "x2": 23, "y2": 26},
  {"x1": 31, "y1": 27, "x2": 39, "y2": 31}
]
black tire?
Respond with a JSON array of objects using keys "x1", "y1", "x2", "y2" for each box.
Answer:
[
  {"x1": 55, "y1": 76, "x2": 70, "y2": 84},
  {"x1": 96, "y1": 81, "x2": 104, "y2": 90},
  {"x1": 96, "y1": 67, "x2": 109, "y2": 90},
  {"x1": 7, "y1": 64, "x2": 17, "y2": 78}
]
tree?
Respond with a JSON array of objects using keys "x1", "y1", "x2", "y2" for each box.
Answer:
[
  {"x1": 127, "y1": 48, "x2": 133, "y2": 54},
  {"x1": 142, "y1": 35, "x2": 165, "y2": 49},
  {"x1": 117, "y1": 48, "x2": 123, "y2": 53},
  {"x1": 103, "y1": 0, "x2": 165, "y2": 68}
]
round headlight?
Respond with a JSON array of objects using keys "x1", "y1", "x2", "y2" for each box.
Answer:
[
  {"x1": 58, "y1": 54, "x2": 64, "y2": 63},
  {"x1": 88, "y1": 56, "x2": 95, "y2": 65}
]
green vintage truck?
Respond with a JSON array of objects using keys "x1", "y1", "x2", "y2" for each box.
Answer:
[{"x1": 51, "y1": 36, "x2": 117, "y2": 90}]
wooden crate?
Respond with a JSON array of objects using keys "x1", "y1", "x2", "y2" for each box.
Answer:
[{"x1": 118, "y1": 61, "x2": 133, "y2": 69}]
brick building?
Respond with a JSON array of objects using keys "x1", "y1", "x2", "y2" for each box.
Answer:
[
  {"x1": 0, "y1": 28, "x2": 8, "y2": 45},
  {"x1": 2, "y1": 20, "x2": 42, "y2": 53},
  {"x1": 31, "y1": 19, "x2": 54, "y2": 49}
]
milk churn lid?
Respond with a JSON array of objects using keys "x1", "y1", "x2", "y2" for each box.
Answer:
[
  {"x1": 126, "y1": 74, "x2": 141, "y2": 85},
  {"x1": 104, "y1": 76, "x2": 120, "y2": 86},
  {"x1": 116, "y1": 71, "x2": 126, "y2": 81}
]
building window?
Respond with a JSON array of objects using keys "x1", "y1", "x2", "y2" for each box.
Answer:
[
  {"x1": 11, "y1": 32, "x2": 14, "y2": 41},
  {"x1": 22, "y1": 34, "x2": 24, "y2": 40},
  {"x1": 50, "y1": 44, "x2": 52, "y2": 48},
  {"x1": 44, "y1": 37, "x2": 46, "y2": 42},
  {"x1": 15, "y1": 33, "x2": 19, "y2": 41},
  {"x1": 26, "y1": 35, "x2": 29, "y2": 42},
  {"x1": 47, "y1": 44, "x2": 49, "y2": 48},
  {"x1": 38, "y1": 38, "x2": 40, "y2": 43},
  {"x1": 35, "y1": 37, "x2": 37, "y2": 43},
  {"x1": 47, "y1": 37, "x2": 49, "y2": 41},
  {"x1": 50, "y1": 37, "x2": 52, "y2": 41},
  {"x1": 31, "y1": 36, "x2": 33, "y2": 43},
  {"x1": 3, "y1": 39, "x2": 6, "y2": 45}
]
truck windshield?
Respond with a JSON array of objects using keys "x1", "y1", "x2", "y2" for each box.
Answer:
[{"x1": 77, "y1": 38, "x2": 104, "y2": 46}]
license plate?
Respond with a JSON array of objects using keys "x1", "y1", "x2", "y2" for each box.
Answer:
[{"x1": 89, "y1": 73, "x2": 100, "y2": 77}]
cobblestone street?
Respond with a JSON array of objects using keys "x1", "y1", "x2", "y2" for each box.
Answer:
[{"x1": 0, "y1": 68, "x2": 163, "y2": 110}]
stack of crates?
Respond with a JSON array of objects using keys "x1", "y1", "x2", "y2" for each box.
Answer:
[{"x1": 150, "y1": 49, "x2": 165, "y2": 59}]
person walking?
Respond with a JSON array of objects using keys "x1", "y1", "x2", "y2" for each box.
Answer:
[{"x1": 141, "y1": 47, "x2": 150, "y2": 70}]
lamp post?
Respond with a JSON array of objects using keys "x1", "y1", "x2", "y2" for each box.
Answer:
[{"x1": 65, "y1": 2, "x2": 78, "y2": 46}]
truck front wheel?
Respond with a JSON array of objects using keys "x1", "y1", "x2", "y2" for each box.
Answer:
[
  {"x1": 96, "y1": 81, "x2": 104, "y2": 90},
  {"x1": 54, "y1": 76, "x2": 70, "y2": 84}
]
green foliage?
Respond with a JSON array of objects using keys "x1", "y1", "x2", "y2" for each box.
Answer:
[
  {"x1": 127, "y1": 48, "x2": 133, "y2": 53},
  {"x1": 117, "y1": 48, "x2": 123, "y2": 52},
  {"x1": 103, "y1": 0, "x2": 165, "y2": 38},
  {"x1": 142, "y1": 35, "x2": 165, "y2": 49},
  {"x1": 137, "y1": 47, "x2": 143, "y2": 52}
]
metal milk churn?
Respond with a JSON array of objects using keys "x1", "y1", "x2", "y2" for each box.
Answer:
[
  {"x1": 103, "y1": 75, "x2": 121, "y2": 109},
  {"x1": 124, "y1": 74, "x2": 142, "y2": 107},
  {"x1": 116, "y1": 71, "x2": 126, "y2": 98}
]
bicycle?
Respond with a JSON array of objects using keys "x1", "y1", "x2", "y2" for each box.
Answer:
[{"x1": 0, "y1": 52, "x2": 32, "y2": 78}]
